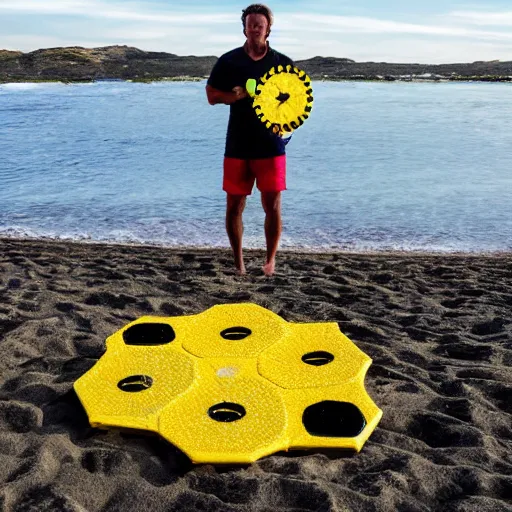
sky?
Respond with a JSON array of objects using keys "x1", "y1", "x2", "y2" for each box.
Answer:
[{"x1": 0, "y1": 0, "x2": 511, "y2": 63}]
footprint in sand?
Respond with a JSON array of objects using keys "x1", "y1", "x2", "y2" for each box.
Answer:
[
  {"x1": 17, "y1": 301, "x2": 40, "y2": 312},
  {"x1": 441, "y1": 297, "x2": 467, "y2": 309},
  {"x1": 84, "y1": 292, "x2": 137, "y2": 310},
  {"x1": 408, "y1": 412, "x2": 484, "y2": 448},
  {"x1": 471, "y1": 318, "x2": 507, "y2": 336},
  {"x1": 433, "y1": 342, "x2": 493, "y2": 361}
]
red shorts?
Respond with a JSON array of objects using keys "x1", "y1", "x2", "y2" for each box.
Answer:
[{"x1": 223, "y1": 155, "x2": 286, "y2": 195}]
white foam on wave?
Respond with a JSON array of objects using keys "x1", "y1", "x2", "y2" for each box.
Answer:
[
  {"x1": 0, "y1": 225, "x2": 92, "y2": 241},
  {"x1": 0, "y1": 227, "x2": 507, "y2": 254},
  {"x1": 0, "y1": 82, "x2": 65, "y2": 91},
  {"x1": 1, "y1": 218, "x2": 509, "y2": 255}
]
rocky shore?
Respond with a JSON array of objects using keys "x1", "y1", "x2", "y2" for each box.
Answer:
[{"x1": 1, "y1": 45, "x2": 511, "y2": 83}]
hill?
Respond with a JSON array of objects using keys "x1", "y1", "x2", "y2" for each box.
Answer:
[{"x1": 0, "y1": 45, "x2": 511, "y2": 82}]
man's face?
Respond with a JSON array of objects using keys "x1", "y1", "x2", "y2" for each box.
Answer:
[{"x1": 244, "y1": 13, "x2": 269, "y2": 44}]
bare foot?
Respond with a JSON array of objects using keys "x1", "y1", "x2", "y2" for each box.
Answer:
[
  {"x1": 233, "y1": 254, "x2": 246, "y2": 275},
  {"x1": 262, "y1": 259, "x2": 275, "y2": 276}
]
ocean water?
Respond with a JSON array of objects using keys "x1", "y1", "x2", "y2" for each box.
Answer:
[{"x1": 1, "y1": 80, "x2": 511, "y2": 252}]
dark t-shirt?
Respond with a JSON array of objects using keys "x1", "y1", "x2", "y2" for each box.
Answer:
[{"x1": 207, "y1": 46, "x2": 294, "y2": 159}]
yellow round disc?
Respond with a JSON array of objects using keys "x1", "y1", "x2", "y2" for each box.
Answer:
[{"x1": 252, "y1": 64, "x2": 314, "y2": 135}]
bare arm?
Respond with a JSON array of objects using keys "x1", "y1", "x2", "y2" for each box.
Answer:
[{"x1": 206, "y1": 84, "x2": 248, "y2": 105}]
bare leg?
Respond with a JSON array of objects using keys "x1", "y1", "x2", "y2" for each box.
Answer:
[
  {"x1": 261, "y1": 191, "x2": 282, "y2": 276},
  {"x1": 226, "y1": 194, "x2": 247, "y2": 274}
]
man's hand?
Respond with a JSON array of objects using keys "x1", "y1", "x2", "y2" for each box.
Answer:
[
  {"x1": 232, "y1": 86, "x2": 248, "y2": 101},
  {"x1": 206, "y1": 84, "x2": 247, "y2": 105}
]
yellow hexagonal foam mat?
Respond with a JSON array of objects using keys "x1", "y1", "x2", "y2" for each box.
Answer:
[{"x1": 74, "y1": 303, "x2": 382, "y2": 464}]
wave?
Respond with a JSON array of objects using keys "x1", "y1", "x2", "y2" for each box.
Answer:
[
  {"x1": 0, "y1": 226, "x2": 508, "y2": 254},
  {"x1": 0, "y1": 82, "x2": 66, "y2": 91}
]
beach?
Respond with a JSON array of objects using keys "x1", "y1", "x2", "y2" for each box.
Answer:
[{"x1": 0, "y1": 237, "x2": 511, "y2": 511}]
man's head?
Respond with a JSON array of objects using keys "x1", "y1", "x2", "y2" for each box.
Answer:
[{"x1": 241, "y1": 4, "x2": 273, "y2": 42}]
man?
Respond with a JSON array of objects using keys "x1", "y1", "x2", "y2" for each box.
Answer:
[{"x1": 206, "y1": 4, "x2": 293, "y2": 276}]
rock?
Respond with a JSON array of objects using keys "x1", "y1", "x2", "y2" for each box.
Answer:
[{"x1": 0, "y1": 45, "x2": 511, "y2": 82}]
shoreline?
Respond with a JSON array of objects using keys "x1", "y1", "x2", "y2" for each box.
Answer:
[
  {"x1": 2, "y1": 45, "x2": 511, "y2": 87},
  {"x1": 2, "y1": 76, "x2": 512, "y2": 85},
  {"x1": 1, "y1": 235, "x2": 511, "y2": 258}
]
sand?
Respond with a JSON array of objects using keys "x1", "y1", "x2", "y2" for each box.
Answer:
[{"x1": 0, "y1": 237, "x2": 511, "y2": 512}]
